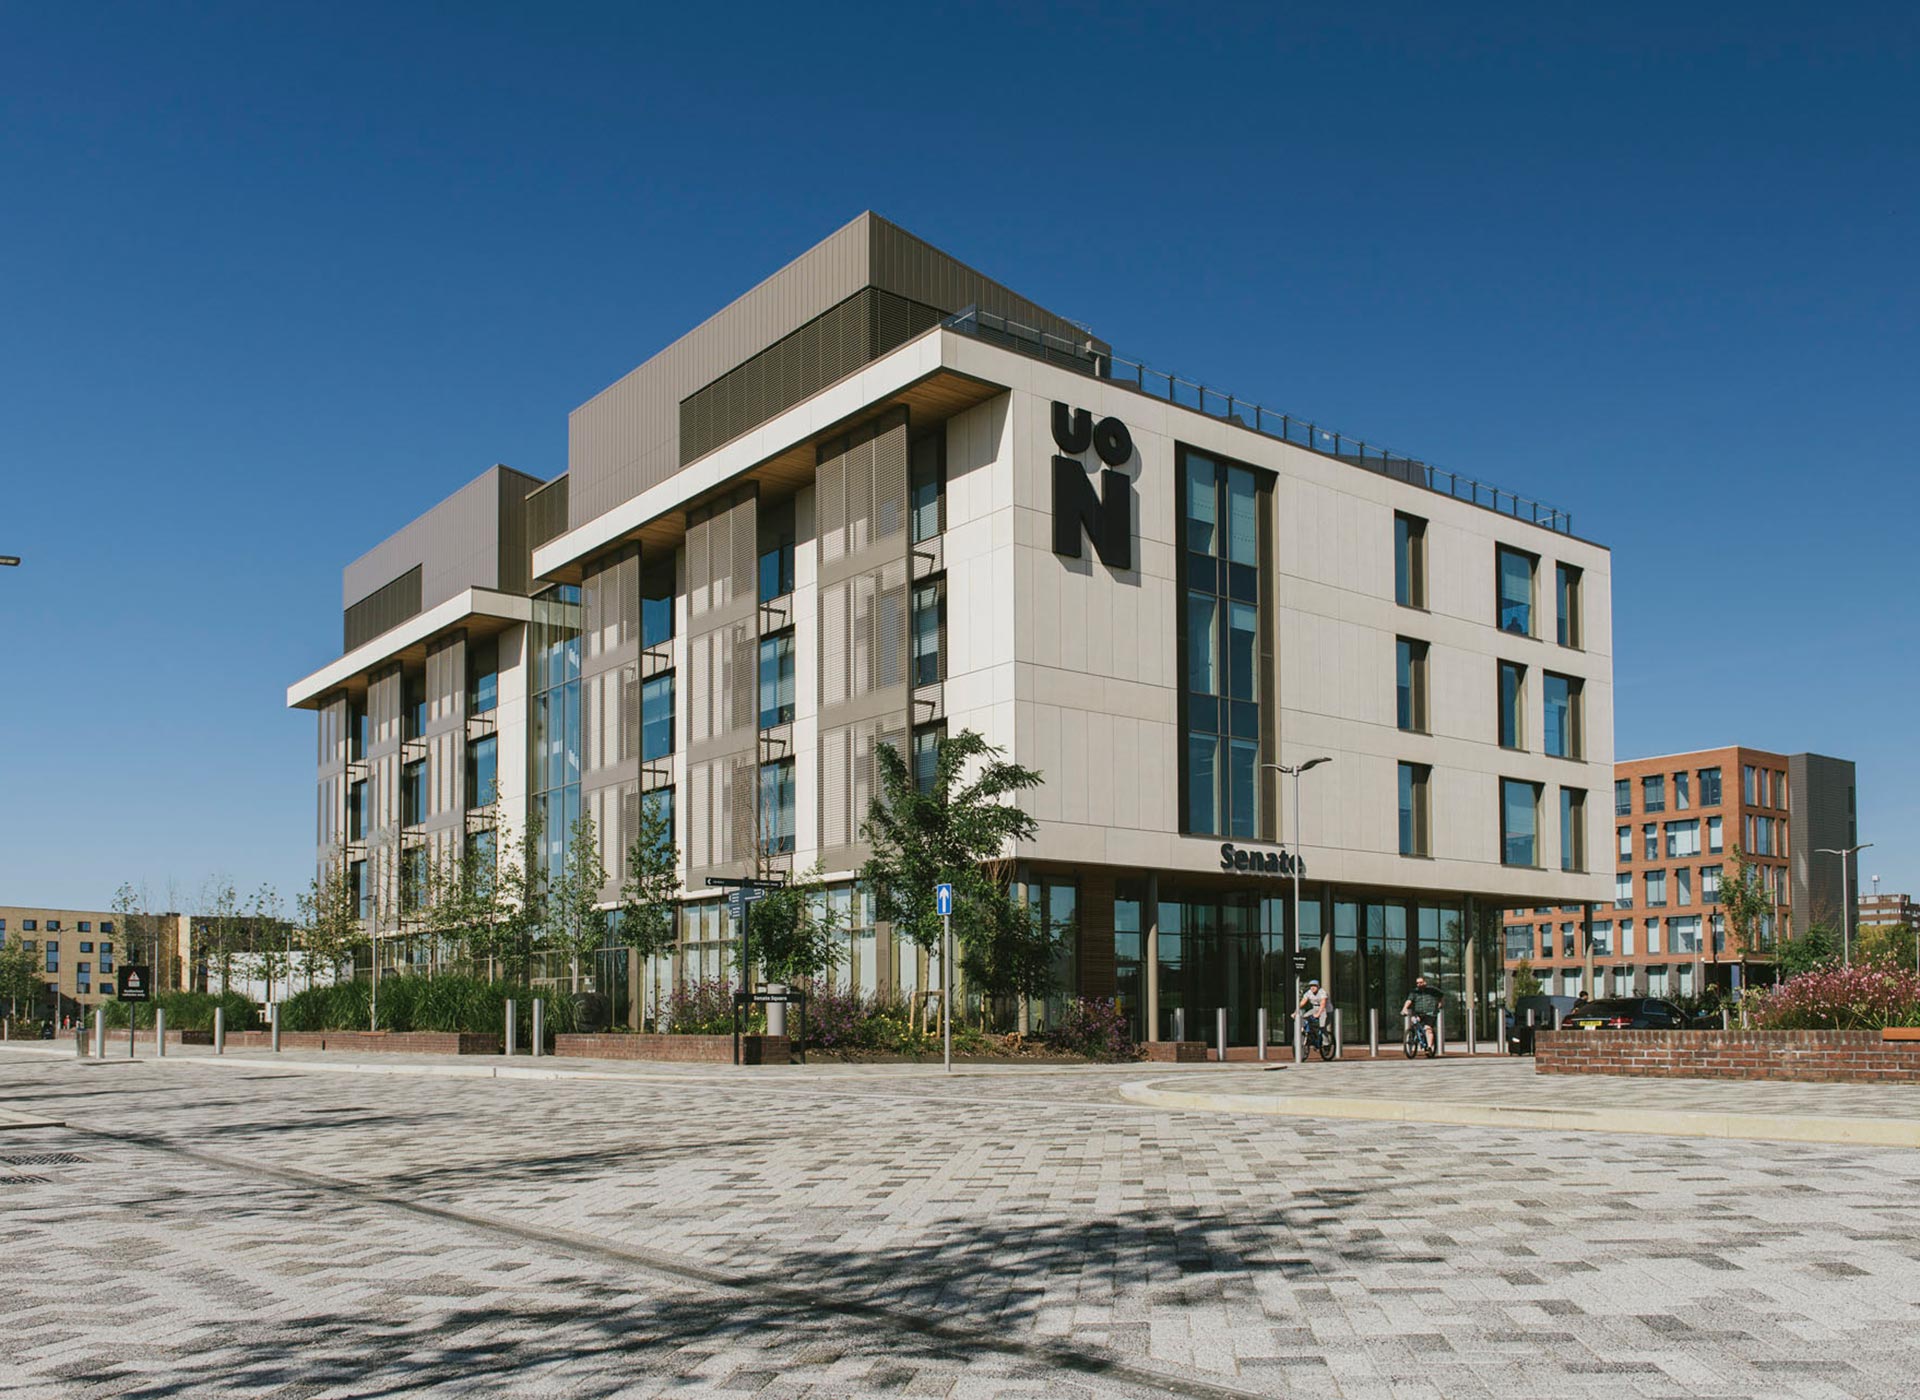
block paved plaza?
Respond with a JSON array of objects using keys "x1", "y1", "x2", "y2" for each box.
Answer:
[{"x1": 3, "y1": 1049, "x2": 1919, "y2": 1398}]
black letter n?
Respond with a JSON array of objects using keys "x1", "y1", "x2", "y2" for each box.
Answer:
[{"x1": 1052, "y1": 457, "x2": 1133, "y2": 571}]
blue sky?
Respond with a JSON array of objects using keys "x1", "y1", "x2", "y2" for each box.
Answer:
[{"x1": 2, "y1": 3, "x2": 1915, "y2": 911}]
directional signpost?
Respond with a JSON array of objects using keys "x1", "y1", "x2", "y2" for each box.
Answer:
[
  {"x1": 117, "y1": 964, "x2": 151, "y2": 1059},
  {"x1": 935, "y1": 882, "x2": 954, "y2": 1073},
  {"x1": 706, "y1": 876, "x2": 786, "y2": 1064}
]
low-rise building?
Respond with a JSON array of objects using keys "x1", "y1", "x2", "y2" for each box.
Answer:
[
  {"x1": 0, "y1": 904, "x2": 190, "y2": 1022},
  {"x1": 1858, "y1": 892, "x2": 1914, "y2": 928}
]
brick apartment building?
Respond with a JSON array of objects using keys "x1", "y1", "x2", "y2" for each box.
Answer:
[
  {"x1": 1504, "y1": 746, "x2": 1856, "y2": 998},
  {"x1": 1859, "y1": 892, "x2": 1914, "y2": 928},
  {"x1": 0, "y1": 904, "x2": 191, "y2": 1023}
]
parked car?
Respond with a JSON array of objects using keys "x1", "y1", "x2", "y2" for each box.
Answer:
[
  {"x1": 1562, "y1": 997, "x2": 1692, "y2": 1031},
  {"x1": 1506, "y1": 994, "x2": 1578, "y2": 1054}
]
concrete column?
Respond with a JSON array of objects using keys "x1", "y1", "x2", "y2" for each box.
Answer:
[{"x1": 1144, "y1": 873, "x2": 1160, "y2": 1042}]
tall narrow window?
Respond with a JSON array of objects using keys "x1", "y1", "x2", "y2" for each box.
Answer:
[
  {"x1": 1701, "y1": 864, "x2": 1722, "y2": 904},
  {"x1": 1561, "y1": 787, "x2": 1587, "y2": 872},
  {"x1": 468, "y1": 638, "x2": 498, "y2": 715},
  {"x1": 758, "y1": 500, "x2": 795, "y2": 603},
  {"x1": 1396, "y1": 639, "x2": 1429, "y2": 733},
  {"x1": 1555, "y1": 563, "x2": 1582, "y2": 647},
  {"x1": 402, "y1": 759, "x2": 428, "y2": 826},
  {"x1": 1614, "y1": 873, "x2": 1632, "y2": 908},
  {"x1": 1708, "y1": 814, "x2": 1723, "y2": 852},
  {"x1": 758, "y1": 631, "x2": 795, "y2": 728},
  {"x1": 466, "y1": 734, "x2": 498, "y2": 809},
  {"x1": 640, "y1": 556, "x2": 675, "y2": 648},
  {"x1": 910, "y1": 582, "x2": 944, "y2": 687},
  {"x1": 1398, "y1": 762, "x2": 1430, "y2": 857},
  {"x1": 404, "y1": 672, "x2": 428, "y2": 740},
  {"x1": 1615, "y1": 778, "x2": 1631, "y2": 815},
  {"x1": 1180, "y1": 450, "x2": 1268, "y2": 838},
  {"x1": 1394, "y1": 512, "x2": 1427, "y2": 609},
  {"x1": 349, "y1": 698, "x2": 368, "y2": 761},
  {"x1": 1675, "y1": 867, "x2": 1693, "y2": 906},
  {"x1": 1642, "y1": 774, "x2": 1666, "y2": 813},
  {"x1": 911, "y1": 723, "x2": 945, "y2": 795},
  {"x1": 1542, "y1": 672, "x2": 1582, "y2": 759},
  {"x1": 1498, "y1": 661, "x2": 1526, "y2": 750},
  {"x1": 1643, "y1": 823, "x2": 1657, "y2": 860},
  {"x1": 1501, "y1": 778, "x2": 1540, "y2": 867},
  {"x1": 1673, "y1": 770, "x2": 1690, "y2": 810},
  {"x1": 1646, "y1": 869, "x2": 1668, "y2": 907},
  {"x1": 641, "y1": 788, "x2": 675, "y2": 855},
  {"x1": 1698, "y1": 766, "x2": 1722, "y2": 805},
  {"x1": 641, "y1": 674, "x2": 674, "y2": 760},
  {"x1": 1618, "y1": 825, "x2": 1631, "y2": 861},
  {"x1": 758, "y1": 759, "x2": 796, "y2": 855},
  {"x1": 348, "y1": 780, "x2": 367, "y2": 841},
  {"x1": 1497, "y1": 546, "x2": 1536, "y2": 635},
  {"x1": 910, "y1": 432, "x2": 944, "y2": 543}
]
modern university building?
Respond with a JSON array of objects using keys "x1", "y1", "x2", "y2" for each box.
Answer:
[{"x1": 287, "y1": 213, "x2": 1615, "y2": 1047}]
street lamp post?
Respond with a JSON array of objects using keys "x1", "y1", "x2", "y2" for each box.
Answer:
[
  {"x1": 1262, "y1": 757, "x2": 1332, "y2": 1039},
  {"x1": 1816, "y1": 843, "x2": 1872, "y2": 965}
]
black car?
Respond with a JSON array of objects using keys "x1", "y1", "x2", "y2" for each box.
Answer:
[
  {"x1": 1506, "y1": 994, "x2": 1577, "y2": 1054},
  {"x1": 1562, "y1": 997, "x2": 1691, "y2": 1031}
]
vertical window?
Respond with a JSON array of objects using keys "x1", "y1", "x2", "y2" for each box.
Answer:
[
  {"x1": 1707, "y1": 814, "x2": 1724, "y2": 853},
  {"x1": 349, "y1": 698, "x2": 368, "y2": 760},
  {"x1": 99, "y1": 944, "x2": 112, "y2": 971},
  {"x1": 910, "y1": 582, "x2": 944, "y2": 687},
  {"x1": 640, "y1": 557, "x2": 675, "y2": 648},
  {"x1": 1394, "y1": 512, "x2": 1427, "y2": 609},
  {"x1": 402, "y1": 759, "x2": 428, "y2": 826},
  {"x1": 1561, "y1": 788, "x2": 1587, "y2": 872},
  {"x1": 1396, "y1": 639, "x2": 1429, "y2": 733},
  {"x1": 1673, "y1": 770, "x2": 1690, "y2": 810},
  {"x1": 1701, "y1": 864, "x2": 1722, "y2": 904},
  {"x1": 758, "y1": 500, "x2": 795, "y2": 604},
  {"x1": 1698, "y1": 766, "x2": 1722, "y2": 805},
  {"x1": 641, "y1": 787, "x2": 675, "y2": 854},
  {"x1": 1500, "y1": 778, "x2": 1540, "y2": 867},
  {"x1": 348, "y1": 780, "x2": 367, "y2": 841},
  {"x1": 1646, "y1": 869, "x2": 1668, "y2": 907},
  {"x1": 350, "y1": 860, "x2": 368, "y2": 921},
  {"x1": 1180, "y1": 451, "x2": 1268, "y2": 838},
  {"x1": 1618, "y1": 826, "x2": 1632, "y2": 861},
  {"x1": 1646, "y1": 918, "x2": 1662, "y2": 955},
  {"x1": 466, "y1": 734, "x2": 498, "y2": 809},
  {"x1": 1643, "y1": 823, "x2": 1657, "y2": 860},
  {"x1": 401, "y1": 846, "x2": 428, "y2": 914},
  {"x1": 1615, "y1": 778, "x2": 1631, "y2": 815},
  {"x1": 1742, "y1": 764, "x2": 1757, "y2": 804},
  {"x1": 44, "y1": 943, "x2": 59, "y2": 973},
  {"x1": 758, "y1": 760, "x2": 796, "y2": 855},
  {"x1": 1555, "y1": 563, "x2": 1582, "y2": 647},
  {"x1": 911, "y1": 724, "x2": 945, "y2": 795},
  {"x1": 909, "y1": 432, "x2": 945, "y2": 543},
  {"x1": 1498, "y1": 662, "x2": 1526, "y2": 749},
  {"x1": 1398, "y1": 762, "x2": 1430, "y2": 857},
  {"x1": 1542, "y1": 673, "x2": 1581, "y2": 759},
  {"x1": 467, "y1": 638, "x2": 498, "y2": 715},
  {"x1": 641, "y1": 675, "x2": 674, "y2": 760},
  {"x1": 1619, "y1": 919, "x2": 1635, "y2": 956},
  {"x1": 1642, "y1": 774, "x2": 1665, "y2": 813},
  {"x1": 1496, "y1": 546, "x2": 1536, "y2": 635},
  {"x1": 1675, "y1": 867, "x2": 1693, "y2": 907},
  {"x1": 758, "y1": 631, "x2": 796, "y2": 727},
  {"x1": 404, "y1": 672, "x2": 427, "y2": 740}
]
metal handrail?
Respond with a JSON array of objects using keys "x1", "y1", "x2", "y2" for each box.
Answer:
[{"x1": 944, "y1": 306, "x2": 1575, "y2": 536}]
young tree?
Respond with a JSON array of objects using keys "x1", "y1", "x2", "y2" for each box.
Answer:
[
  {"x1": 246, "y1": 882, "x2": 287, "y2": 1002},
  {"x1": 861, "y1": 729, "x2": 1047, "y2": 1028},
  {"x1": 1508, "y1": 959, "x2": 1544, "y2": 1006},
  {"x1": 547, "y1": 812, "x2": 610, "y2": 992},
  {"x1": 199, "y1": 878, "x2": 242, "y2": 995},
  {"x1": 1720, "y1": 846, "x2": 1775, "y2": 959},
  {"x1": 735, "y1": 863, "x2": 845, "y2": 988},
  {"x1": 297, "y1": 858, "x2": 361, "y2": 990},
  {"x1": 1858, "y1": 920, "x2": 1919, "y2": 972},
  {"x1": 494, "y1": 806, "x2": 549, "y2": 985},
  {"x1": 616, "y1": 794, "x2": 682, "y2": 1017},
  {"x1": 0, "y1": 934, "x2": 40, "y2": 1017}
]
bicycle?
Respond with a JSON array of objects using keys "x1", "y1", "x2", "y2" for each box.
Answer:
[
  {"x1": 1403, "y1": 1015, "x2": 1437, "y2": 1059},
  {"x1": 1302, "y1": 1016, "x2": 1336, "y2": 1061}
]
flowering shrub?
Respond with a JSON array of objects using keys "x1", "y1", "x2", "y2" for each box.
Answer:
[
  {"x1": 1045, "y1": 997, "x2": 1138, "y2": 1062},
  {"x1": 1748, "y1": 963, "x2": 1920, "y2": 1031},
  {"x1": 662, "y1": 978, "x2": 761, "y2": 1035}
]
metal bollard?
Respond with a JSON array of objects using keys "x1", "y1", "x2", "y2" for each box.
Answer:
[
  {"x1": 1554, "y1": 1006, "x2": 1563, "y2": 1031},
  {"x1": 1172, "y1": 1007, "x2": 1185, "y2": 1043},
  {"x1": 1369, "y1": 1008, "x2": 1380, "y2": 1057},
  {"x1": 1215, "y1": 1007, "x2": 1228, "y2": 1062},
  {"x1": 1437, "y1": 1011, "x2": 1446, "y2": 1057},
  {"x1": 1466, "y1": 1006, "x2": 1477, "y2": 1056},
  {"x1": 505, "y1": 999, "x2": 517, "y2": 1056},
  {"x1": 94, "y1": 1009, "x2": 106, "y2": 1059},
  {"x1": 532, "y1": 998, "x2": 545, "y2": 1057},
  {"x1": 76, "y1": 1022, "x2": 88, "y2": 1057},
  {"x1": 1721, "y1": 1007, "x2": 1731, "y2": 1030},
  {"x1": 271, "y1": 1003, "x2": 282, "y2": 1053},
  {"x1": 1293, "y1": 1010, "x2": 1304, "y2": 1063},
  {"x1": 1256, "y1": 1008, "x2": 1267, "y2": 1061},
  {"x1": 155, "y1": 1008, "x2": 167, "y2": 1058},
  {"x1": 214, "y1": 1006, "x2": 225, "y2": 1055},
  {"x1": 1334, "y1": 1008, "x2": 1344, "y2": 1060}
]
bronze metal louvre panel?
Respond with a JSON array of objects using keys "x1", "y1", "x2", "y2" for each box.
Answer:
[
  {"x1": 525, "y1": 476, "x2": 569, "y2": 550},
  {"x1": 343, "y1": 565, "x2": 423, "y2": 652},
  {"x1": 685, "y1": 488, "x2": 758, "y2": 883},
  {"x1": 581, "y1": 546, "x2": 643, "y2": 826}
]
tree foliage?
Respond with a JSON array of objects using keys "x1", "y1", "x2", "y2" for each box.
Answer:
[
  {"x1": 1508, "y1": 959, "x2": 1544, "y2": 1005},
  {"x1": 616, "y1": 795, "x2": 681, "y2": 967},
  {"x1": 1719, "y1": 846, "x2": 1774, "y2": 957},
  {"x1": 547, "y1": 811, "x2": 611, "y2": 989},
  {"x1": 1774, "y1": 921, "x2": 1843, "y2": 979},
  {"x1": 735, "y1": 863, "x2": 845, "y2": 987},
  {"x1": 0, "y1": 935, "x2": 40, "y2": 1014}
]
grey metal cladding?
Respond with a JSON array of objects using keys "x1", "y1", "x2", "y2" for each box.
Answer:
[
  {"x1": 567, "y1": 211, "x2": 1099, "y2": 530},
  {"x1": 684, "y1": 489, "x2": 760, "y2": 882},
  {"x1": 1788, "y1": 752, "x2": 1859, "y2": 931},
  {"x1": 525, "y1": 475, "x2": 569, "y2": 551},
  {"x1": 341, "y1": 465, "x2": 547, "y2": 645},
  {"x1": 344, "y1": 566, "x2": 422, "y2": 651}
]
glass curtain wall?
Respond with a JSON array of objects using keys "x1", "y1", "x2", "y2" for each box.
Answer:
[{"x1": 529, "y1": 585, "x2": 583, "y2": 889}]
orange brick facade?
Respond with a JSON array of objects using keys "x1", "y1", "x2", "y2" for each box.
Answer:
[{"x1": 1535, "y1": 1029, "x2": 1920, "y2": 1084}]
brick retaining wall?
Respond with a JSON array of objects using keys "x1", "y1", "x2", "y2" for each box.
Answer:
[
  {"x1": 1536, "y1": 1029, "x2": 1920, "y2": 1084},
  {"x1": 197, "y1": 1030, "x2": 502, "y2": 1055},
  {"x1": 554, "y1": 1033, "x2": 790, "y2": 1064},
  {"x1": 1145, "y1": 1041, "x2": 1210, "y2": 1063}
]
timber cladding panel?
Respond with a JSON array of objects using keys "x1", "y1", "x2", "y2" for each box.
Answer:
[{"x1": 815, "y1": 410, "x2": 911, "y2": 870}]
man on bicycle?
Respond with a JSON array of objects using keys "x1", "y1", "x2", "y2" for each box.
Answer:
[
  {"x1": 1402, "y1": 976, "x2": 1444, "y2": 1054},
  {"x1": 1298, "y1": 978, "x2": 1330, "y2": 1048}
]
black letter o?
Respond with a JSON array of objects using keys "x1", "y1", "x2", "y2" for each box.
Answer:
[{"x1": 1093, "y1": 417, "x2": 1132, "y2": 466}]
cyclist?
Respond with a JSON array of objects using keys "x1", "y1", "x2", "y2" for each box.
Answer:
[
  {"x1": 1402, "y1": 976, "x2": 1444, "y2": 1055},
  {"x1": 1298, "y1": 978, "x2": 1330, "y2": 1050}
]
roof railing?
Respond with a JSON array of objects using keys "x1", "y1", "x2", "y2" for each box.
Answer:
[{"x1": 943, "y1": 306, "x2": 1575, "y2": 536}]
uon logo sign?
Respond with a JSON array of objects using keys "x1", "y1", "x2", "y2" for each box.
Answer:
[{"x1": 1051, "y1": 402, "x2": 1133, "y2": 570}]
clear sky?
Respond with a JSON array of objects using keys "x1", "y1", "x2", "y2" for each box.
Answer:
[{"x1": 2, "y1": 3, "x2": 1914, "y2": 912}]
